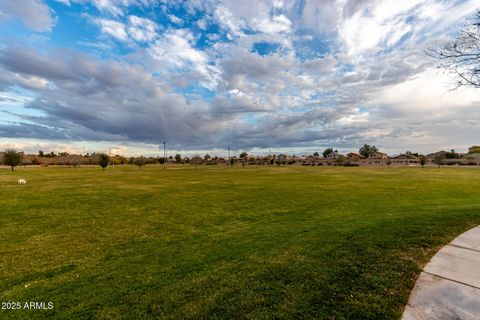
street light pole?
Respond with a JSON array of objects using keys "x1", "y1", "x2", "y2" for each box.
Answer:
[{"x1": 163, "y1": 141, "x2": 166, "y2": 170}]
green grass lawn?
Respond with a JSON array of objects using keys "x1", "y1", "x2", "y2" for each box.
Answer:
[{"x1": 1, "y1": 165, "x2": 479, "y2": 319}]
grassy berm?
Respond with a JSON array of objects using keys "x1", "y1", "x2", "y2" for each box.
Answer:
[{"x1": 1, "y1": 166, "x2": 479, "y2": 319}]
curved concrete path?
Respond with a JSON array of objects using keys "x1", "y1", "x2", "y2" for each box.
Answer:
[{"x1": 402, "y1": 226, "x2": 480, "y2": 320}]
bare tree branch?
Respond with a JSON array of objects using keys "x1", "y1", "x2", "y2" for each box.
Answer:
[{"x1": 427, "y1": 9, "x2": 480, "y2": 89}]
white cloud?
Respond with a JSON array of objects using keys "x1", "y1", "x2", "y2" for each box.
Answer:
[
  {"x1": 90, "y1": 0, "x2": 124, "y2": 16},
  {"x1": 92, "y1": 15, "x2": 158, "y2": 43},
  {"x1": 127, "y1": 15, "x2": 157, "y2": 42},
  {"x1": 150, "y1": 29, "x2": 206, "y2": 68},
  {"x1": 254, "y1": 14, "x2": 292, "y2": 34},
  {"x1": 87, "y1": 0, "x2": 161, "y2": 17},
  {"x1": 211, "y1": 0, "x2": 296, "y2": 37},
  {"x1": 298, "y1": 0, "x2": 339, "y2": 33},
  {"x1": 374, "y1": 69, "x2": 479, "y2": 117},
  {"x1": 54, "y1": 0, "x2": 71, "y2": 5},
  {"x1": 214, "y1": 6, "x2": 244, "y2": 37},
  {"x1": 168, "y1": 14, "x2": 183, "y2": 25},
  {"x1": 197, "y1": 18, "x2": 208, "y2": 30},
  {"x1": 0, "y1": 0, "x2": 54, "y2": 32},
  {"x1": 148, "y1": 29, "x2": 219, "y2": 88},
  {"x1": 95, "y1": 18, "x2": 128, "y2": 41},
  {"x1": 338, "y1": 0, "x2": 422, "y2": 55}
]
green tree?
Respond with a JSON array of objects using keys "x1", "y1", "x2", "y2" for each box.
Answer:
[
  {"x1": 359, "y1": 144, "x2": 378, "y2": 158},
  {"x1": 313, "y1": 152, "x2": 319, "y2": 157},
  {"x1": 275, "y1": 157, "x2": 282, "y2": 166},
  {"x1": 67, "y1": 155, "x2": 81, "y2": 168},
  {"x1": 445, "y1": 149, "x2": 458, "y2": 159},
  {"x1": 175, "y1": 154, "x2": 182, "y2": 163},
  {"x1": 134, "y1": 157, "x2": 146, "y2": 169},
  {"x1": 116, "y1": 156, "x2": 127, "y2": 165},
  {"x1": 405, "y1": 151, "x2": 420, "y2": 157},
  {"x1": 239, "y1": 152, "x2": 248, "y2": 167},
  {"x1": 204, "y1": 154, "x2": 211, "y2": 161},
  {"x1": 419, "y1": 155, "x2": 427, "y2": 168},
  {"x1": 468, "y1": 146, "x2": 480, "y2": 154},
  {"x1": 191, "y1": 156, "x2": 203, "y2": 165},
  {"x1": 434, "y1": 153, "x2": 446, "y2": 168},
  {"x1": 335, "y1": 155, "x2": 345, "y2": 165},
  {"x1": 98, "y1": 153, "x2": 109, "y2": 170},
  {"x1": 3, "y1": 149, "x2": 22, "y2": 171}
]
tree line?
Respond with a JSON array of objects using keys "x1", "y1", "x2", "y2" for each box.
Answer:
[{"x1": 3, "y1": 144, "x2": 480, "y2": 171}]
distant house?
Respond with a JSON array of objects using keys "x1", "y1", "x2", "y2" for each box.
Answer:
[
  {"x1": 326, "y1": 151, "x2": 342, "y2": 159},
  {"x1": 369, "y1": 151, "x2": 389, "y2": 159},
  {"x1": 463, "y1": 153, "x2": 480, "y2": 160},
  {"x1": 392, "y1": 154, "x2": 418, "y2": 160},
  {"x1": 462, "y1": 153, "x2": 480, "y2": 165},
  {"x1": 347, "y1": 152, "x2": 365, "y2": 160},
  {"x1": 391, "y1": 153, "x2": 419, "y2": 165}
]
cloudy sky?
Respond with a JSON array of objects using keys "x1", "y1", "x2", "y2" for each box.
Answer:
[{"x1": 0, "y1": 0, "x2": 479, "y2": 156}]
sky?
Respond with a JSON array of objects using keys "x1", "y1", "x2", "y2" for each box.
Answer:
[{"x1": 0, "y1": 0, "x2": 479, "y2": 157}]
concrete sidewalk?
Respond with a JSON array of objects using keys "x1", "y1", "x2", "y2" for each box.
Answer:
[{"x1": 403, "y1": 226, "x2": 480, "y2": 320}]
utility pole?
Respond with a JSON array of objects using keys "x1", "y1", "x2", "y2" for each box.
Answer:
[{"x1": 163, "y1": 141, "x2": 166, "y2": 170}]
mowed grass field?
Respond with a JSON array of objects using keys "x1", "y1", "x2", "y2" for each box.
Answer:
[{"x1": 1, "y1": 165, "x2": 480, "y2": 319}]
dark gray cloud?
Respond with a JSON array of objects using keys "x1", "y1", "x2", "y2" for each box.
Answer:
[
  {"x1": 0, "y1": 43, "x2": 362, "y2": 149},
  {"x1": 0, "y1": 122, "x2": 71, "y2": 140},
  {"x1": 0, "y1": 46, "x2": 223, "y2": 148}
]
